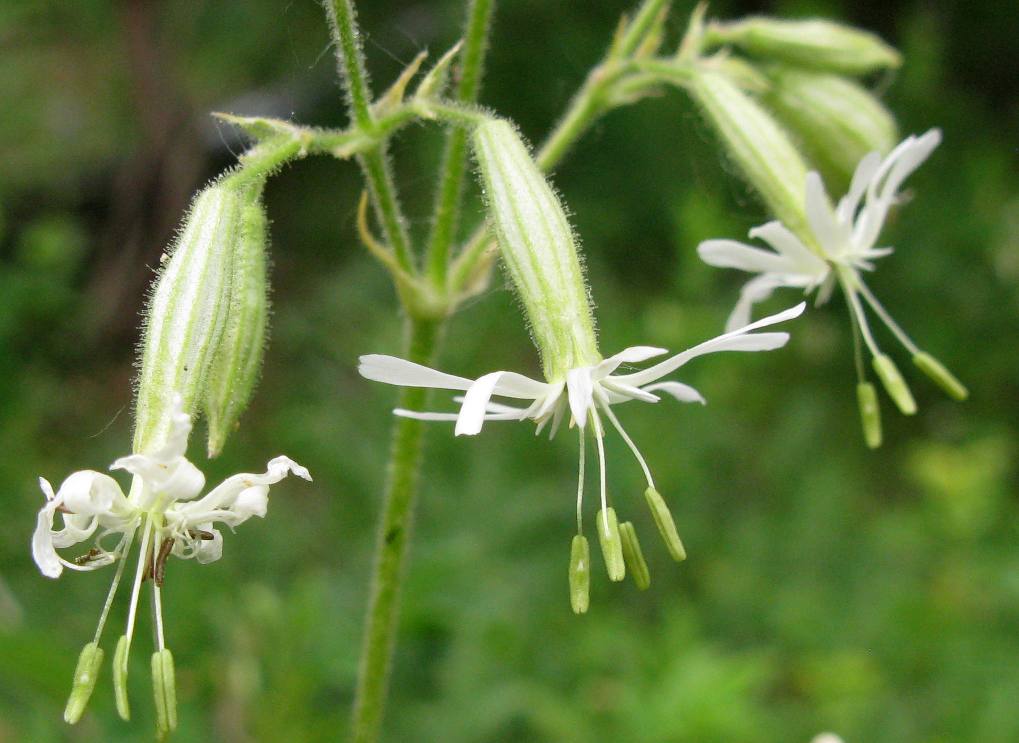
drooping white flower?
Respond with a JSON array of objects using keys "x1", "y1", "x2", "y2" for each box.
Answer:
[
  {"x1": 698, "y1": 129, "x2": 966, "y2": 442},
  {"x1": 32, "y1": 395, "x2": 310, "y2": 723},
  {"x1": 360, "y1": 302, "x2": 805, "y2": 606}
]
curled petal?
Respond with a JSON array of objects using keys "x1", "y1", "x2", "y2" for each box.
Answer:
[
  {"x1": 32, "y1": 503, "x2": 62, "y2": 578},
  {"x1": 57, "y1": 471, "x2": 129, "y2": 517},
  {"x1": 566, "y1": 368, "x2": 594, "y2": 429},
  {"x1": 175, "y1": 455, "x2": 310, "y2": 522},
  {"x1": 455, "y1": 372, "x2": 505, "y2": 436}
]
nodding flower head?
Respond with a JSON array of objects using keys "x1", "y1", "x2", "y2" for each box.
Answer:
[
  {"x1": 698, "y1": 129, "x2": 967, "y2": 447},
  {"x1": 32, "y1": 396, "x2": 310, "y2": 729},
  {"x1": 360, "y1": 116, "x2": 806, "y2": 611}
]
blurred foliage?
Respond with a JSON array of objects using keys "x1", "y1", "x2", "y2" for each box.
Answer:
[{"x1": 1, "y1": 1, "x2": 1017, "y2": 742}]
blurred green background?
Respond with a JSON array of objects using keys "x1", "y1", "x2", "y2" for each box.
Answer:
[{"x1": 1, "y1": 1, "x2": 1017, "y2": 741}]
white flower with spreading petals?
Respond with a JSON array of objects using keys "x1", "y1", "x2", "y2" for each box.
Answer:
[
  {"x1": 360, "y1": 302, "x2": 805, "y2": 556},
  {"x1": 697, "y1": 129, "x2": 966, "y2": 433},
  {"x1": 33, "y1": 397, "x2": 311, "y2": 579},
  {"x1": 698, "y1": 129, "x2": 941, "y2": 332},
  {"x1": 32, "y1": 395, "x2": 310, "y2": 721}
]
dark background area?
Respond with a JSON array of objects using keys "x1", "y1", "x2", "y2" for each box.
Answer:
[{"x1": 1, "y1": 1, "x2": 1017, "y2": 741}]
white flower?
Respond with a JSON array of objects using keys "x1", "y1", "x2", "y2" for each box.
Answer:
[
  {"x1": 33, "y1": 396, "x2": 311, "y2": 579},
  {"x1": 698, "y1": 129, "x2": 941, "y2": 331},
  {"x1": 697, "y1": 129, "x2": 965, "y2": 431},
  {"x1": 360, "y1": 302, "x2": 804, "y2": 587}
]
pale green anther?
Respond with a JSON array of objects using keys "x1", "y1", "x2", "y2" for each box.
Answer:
[
  {"x1": 113, "y1": 634, "x2": 131, "y2": 720},
  {"x1": 596, "y1": 507, "x2": 625, "y2": 582},
  {"x1": 619, "y1": 521, "x2": 650, "y2": 591},
  {"x1": 873, "y1": 354, "x2": 917, "y2": 415},
  {"x1": 204, "y1": 199, "x2": 270, "y2": 457},
  {"x1": 687, "y1": 67, "x2": 812, "y2": 243},
  {"x1": 134, "y1": 181, "x2": 245, "y2": 454},
  {"x1": 569, "y1": 535, "x2": 591, "y2": 614},
  {"x1": 470, "y1": 119, "x2": 600, "y2": 381},
  {"x1": 63, "y1": 642, "x2": 104, "y2": 724},
  {"x1": 643, "y1": 487, "x2": 686, "y2": 562},
  {"x1": 763, "y1": 66, "x2": 898, "y2": 187},
  {"x1": 913, "y1": 352, "x2": 969, "y2": 402},
  {"x1": 151, "y1": 649, "x2": 178, "y2": 734},
  {"x1": 706, "y1": 17, "x2": 902, "y2": 76},
  {"x1": 856, "y1": 382, "x2": 883, "y2": 449}
]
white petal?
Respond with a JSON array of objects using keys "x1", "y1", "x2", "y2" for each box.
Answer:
[
  {"x1": 178, "y1": 455, "x2": 310, "y2": 521},
  {"x1": 698, "y1": 239, "x2": 794, "y2": 274},
  {"x1": 877, "y1": 129, "x2": 941, "y2": 204},
  {"x1": 57, "y1": 471, "x2": 129, "y2": 517},
  {"x1": 232, "y1": 486, "x2": 269, "y2": 521},
  {"x1": 491, "y1": 372, "x2": 554, "y2": 399},
  {"x1": 194, "y1": 526, "x2": 223, "y2": 564},
  {"x1": 837, "y1": 151, "x2": 882, "y2": 223},
  {"x1": 592, "y1": 346, "x2": 668, "y2": 381},
  {"x1": 566, "y1": 368, "x2": 594, "y2": 429},
  {"x1": 642, "y1": 381, "x2": 706, "y2": 405},
  {"x1": 455, "y1": 372, "x2": 504, "y2": 436},
  {"x1": 748, "y1": 222, "x2": 827, "y2": 275},
  {"x1": 724, "y1": 274, "x2": 788, "y2": 332},
  {"x1": 614, "y1": 302, "x2": 806, "y2": 387},
  {"x1": 358, "y1": 354, "x2": 474, "y2": 391},
  {"x1": 157, "y1": 395, "x2": 193, "y2": 461},
  {"x1": 600, "y1": 380, "x2": 661, "y2": 403},
  {"x1": 32, "y1": 503, "x2": 62, "y2": 578}
]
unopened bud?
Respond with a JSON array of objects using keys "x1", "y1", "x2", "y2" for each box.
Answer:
[
  {"x1": 873, "y1": 354, "x2": 916, "y2": 415},
  {"x1": 135, "y1": 181, "x2": 245, "y2": 454},
  {"x1": 706, "y1": 17, "x2": 901, "y2": 75},
  {"x1": 64, "y1": 642, "x2": 104, "y2": 724},
  {"x1": 569, "y1": 535, "x2": 591, "y2": 614},
  {"x1": 471, "y1": 119, "x2": 600, "y2": 381},
  {"x1": 596, "y1": 507, "x2": 626, "y2": 582},
  {"x1": 619, "y1": 521, "x2": 650, "y2": 590},
  {"x1": 764, "y1": 67, "x2": 898, "y2": 187},
  {"x1": 687, "y1": 67, "x2": 811, "y2": 241},
  {"x1": 913, "y1": 352, "x2": 968, "y2": 401},
  {"x1": 644, "y1": 487, "x2": 686, "y2": 561},
  {"x1": 856, "y1": 382, "x2": 882, "y2": 449},
  {"x1": 204, "y1": 199, "x2": 270, "y2": 457},
  {"x1": 113, "y1": 634, "x2": 131, "y2": 720},
  {"x1": 151, "y1": 648, "x2": 178, "y2": 734}
]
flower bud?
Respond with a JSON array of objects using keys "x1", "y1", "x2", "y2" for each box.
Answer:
[
  {"x1": 64, "y1": 642, "x2": 104, "y2": 724},
  {"x1": 619, "y1": 521, "x2": 650, "y2": 590},
  {"x1": 856, "y1": 382, "x2": 882, "y2": 449},
  {"x1": 113, "y1": 634, "x2": 131, "y2": 720},
  {"x1": 643, "y1": 487, "x2": 686, "y2": 562},
  {"x1": 135, "y1": 181, "x2": 245, "y2": 454},
  {"x1": 204, "y1": 199, "x2": 270, "y2": 457},
  {"x1": 687, "y1": 67, "x2": 812, "y2": 242},
  {"x1": 913, "y1": 352, "x2": 968, "y2": 401},
  {"x1": 569, "y1": 535, "x2": 591, "y2": 614},
  {"x1": 471, "y1": 119, "x2": 600, "y2": 381},
  {"x1": 873, "y1": 354, "x2": 917, "y2": 415},
  {"x1": 596, "y1": 507, "x2": 625, "y2": 582},
  {"x1": 151, "y1": 648, "x2": 178, "y2": 734},
  {"x1": 706, "y1": 17, "x2": 901, "y2": 76},
  {"x1": 763, "y1": 66, "x2": 898, "y2": 187}
]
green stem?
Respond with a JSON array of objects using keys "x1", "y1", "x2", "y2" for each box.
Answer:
[
  {"x1": 361, "y1": 147, "x2": 415, "y2": 271},
  {"x1": 326, "y1": 0, "x2": 375, "y2": 131},
  {"x1": 424, "y1": 0, "x2": 496, "y2": 287},
  {"x1": 351, "y1": 316, "x2": 442, "y2": 743}
]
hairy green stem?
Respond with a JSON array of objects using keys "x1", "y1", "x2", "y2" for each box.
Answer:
[
  {"x1": 424, "y1": 0, "x2": 496, "y2": 287},
  {"x1": 351, "y1": 316, "x2": 442, "y2": 743},
  {"x1": 326, "y1": 0, "x2": 375, "y2": 131},
  {"x1": 360, "y1": 147, "x2": 415, "y2": 271}
]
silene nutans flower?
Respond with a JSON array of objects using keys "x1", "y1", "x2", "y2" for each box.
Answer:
[
  {"x1": 697, "y1": 129, "x2": 968, "y2": 447},
  {"x1": 32, "y1": 176, "x2": 310, "y2": 730},
  {"x1": 360, "y1": 118, "x2": 805, "y2": 611}
]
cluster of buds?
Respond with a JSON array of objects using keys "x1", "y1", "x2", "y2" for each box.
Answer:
[{"x1": 34, "y1": 173, "x2": 310, "y2": 732}]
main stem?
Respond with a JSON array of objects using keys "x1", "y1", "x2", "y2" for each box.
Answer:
[{"x1": 351, "y1": 316, "x2": 442, "y2": 743}]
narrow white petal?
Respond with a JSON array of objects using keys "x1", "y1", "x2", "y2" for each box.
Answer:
[
  {"x1": 566, "y1": 368, "x2": 594, "y2": 429},
  {"x1": 805, "y1": 172, "x2": 845, "y2": 254},
  {"x1": 455, "y1": 372, "x2": 504, "y2": 436},
  {"x1": 592, "y1": 346, "x2": 668, "y2": 381},
  {"x1": 32, "y1": 504, "x2": 62, "y2": 578},
  {"x1": 491, "y1": 372, "x2": 554, "y2": 399},
  {"x1": 615, "y1": 302, "x2": 806, "y2": 386},
  {"x1": 698, "y1": 239, "x2": 793, "y2": 274},
  {"x1": 178, "y1": 455, "x2": 310, "y2": 519},
  {"x1": 878, "y1": 128, "x2": 941, "y2": 203},
  {"x1": 837, "y1": 151, "x2": 882, "y2": 223},
  {"x1": 358, "y1": 354, "x2": 474, "y2": 391},
  {"x1": 600, "y1": 380, "x2": 661, "y2": 403},
  {"x1": 748, "y1": 222, "x2": 828, "y2": 275},
  {"x1": 724, "y1": 274, "x2": 788, "y2": 332},
  {"x1": 642, "y1": 381, "x2": 706, "y2": 405}
]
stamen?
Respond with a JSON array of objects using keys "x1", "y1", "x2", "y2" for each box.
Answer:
[
  {"x1": 124, "y1": 517, "x2": 154, "y2": 651},
  {"x1": 855, "y1": 277, "x2": 921, "y2": 355},
  {"x1": 151, "y1": 585, "x2": 166, "y2": 651},
  {"x1": 576, "y1": 427, "x2": 586, "y2": 534},
  {"x1": 91, "y1": 532, "x2": 135, "y2": 644},
  {"x1": 590, "y1": 407, "x2": 609, "y2": 531},
  {"x1": 599, "y1": 399, "x2": 656, "y2": 491},
  {"x1": 839, "y1": 270, "x2": 881, "y2": 358}
]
